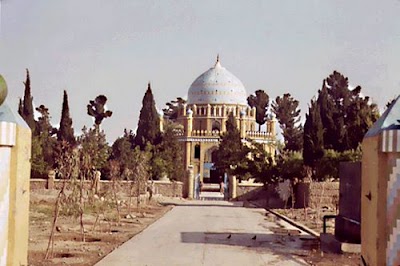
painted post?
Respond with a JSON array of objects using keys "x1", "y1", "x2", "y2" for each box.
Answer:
[
  {"x1": 187, "y1": 165, "x2": 194, "y2": 199},
  {"x1": 361, "y1": 96, "x2": 400, "y2": 266},
  {"x1": 0, "y1": 123, "x2": 14, "y2": 266},
  {"x1": 0, "y1": 75, "x2": 31, "y2": 266},
  {"x1": 229, "y1": 175, "x2": 237, "y2": 199}
]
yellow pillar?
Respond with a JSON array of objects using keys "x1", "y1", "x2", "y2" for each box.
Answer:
[
  {"x1": 361, "y1": 96, "x2": 400, "y2": 266},
  {"x1": 185, "y1": 142, "x2": 191, "y2": 170},
  {"x1": 186, "y1": 109, "x2": 193, "y2": 137},
  {"x1": 229, "y1": 175, "x2": 237, "y2": 199},
  {"x1": 0, "y1": 124, "x2": 13, "y2": 266},
  {"x1": 239, "y1": 111, "x2": 246, "y2": 138},
  {"x1": 8, "y1": 124, "x2": 31, "y2": 266},
  {"x1": 187, "y1": 165, "x2": 194, "y2": 199},
  {"x1": 0, "y1": 75, "x2": 31, "y2": 266}
]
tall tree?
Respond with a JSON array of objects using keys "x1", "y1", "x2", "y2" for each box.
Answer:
[
  {"x1": 36, "y1": 105, "x2": 56, "y2": 136},
  {"x1": 247, "y1": 90, "x2": 269, "y2": 131},
  {"x1": 135, "y1": 83, "x2": 161, "y2": 149},
  {"x1": 152, "y1": 122, "x2": 185, "y2": 180},
  {"x1": 303, "y1": 99, "x2": 324, "y2": 167},
  {"x1": 272, "y1": 93, "x2": 303, "y2": 151},
  {"x1": 111, "y1": 129, "x2": 136, "y2": 177},
  {"x1": 58, "y1": 90, "x2": 75, "y2": 145},
  {"x1": 79, "y1": 126, "x2": 110, "y2": 171},
  {"x1": 214, "y1": 112, "x2": 249, "y2": 176},
  {"x1": 163, "y1": 97, "x2": 186, "y2": 122},
  {"x1": 35, "y1": 104, "x2": 58, "y2": 171},
  {"x1": 19, "y1": 69, "x2": 36, "y2": 131},
  {"x1": 316, "y1": 81, "x2": 340, "y2": 150},
  {"x1": 316, "y1": 71, "x2": 378, "y2": 151}
]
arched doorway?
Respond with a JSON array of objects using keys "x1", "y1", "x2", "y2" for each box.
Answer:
[{"x1": 209, "y1": 150, "x2": 220, "y2": 183}]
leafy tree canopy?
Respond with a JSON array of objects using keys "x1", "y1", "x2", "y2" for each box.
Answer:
[
  {"x1": 87, "y1": 95, "x2": 113, "y2": 126},
  {"x1": 247, "y1": 90, "x2": 269, "y2": 131},
  {"x1": 316, "y1": 71, "x2": 379, "y2": 151},
  {"x1": 272, "y1": 93, "x2": 303, "y2": 151},
  {"x1": 163, "y1": 97, "x2": 186, "y2": 122},
  {"x1": 214, "y1": 112, "x2": 250, "y2": 176}
]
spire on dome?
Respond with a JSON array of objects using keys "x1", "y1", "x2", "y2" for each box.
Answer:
[{"x1": 214, "y1": 54, "x2": 221, "y2": 68}]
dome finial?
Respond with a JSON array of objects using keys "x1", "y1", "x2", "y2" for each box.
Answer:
[
  {"x1": 0, "y1": 75, "x2": 8, "y2": 106},
  {"x1": 214, "y1": 54, "x2": 221, "y2": 68}
]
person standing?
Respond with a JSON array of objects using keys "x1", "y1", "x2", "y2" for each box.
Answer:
[{"x1": 219, "y1": 176, "x2": 224, "y2": 195}]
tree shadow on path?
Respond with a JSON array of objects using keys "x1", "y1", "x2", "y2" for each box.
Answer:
[{"x1": 181, "y1": 231, "x2": 318, "y2": 265}]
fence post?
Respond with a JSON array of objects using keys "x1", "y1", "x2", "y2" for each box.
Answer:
[
  {"x1": 187, "y1": 166, "x2": 194, "y2": 199},
  {"x1": 229, "y1": 175, "x2": 237, "y2": 199}
]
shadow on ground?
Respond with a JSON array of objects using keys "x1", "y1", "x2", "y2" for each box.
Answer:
[
  {"x1": 181, "y1": 231, "x2": 318, "y2": 265},
  {"x1": 159, "y1": 200, "x2": 244, "y2": 208}
]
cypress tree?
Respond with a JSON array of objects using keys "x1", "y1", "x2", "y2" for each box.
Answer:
[
  {"x1": 20, "y1": 69, "x2": 36, "y2": 131},
  {"x1": 317, "y1": 81, "x2": 339, "y2": 150},
  {"x1": 135, "y1": 83, "x2": 161, "y2": 149},
  {"x1": 303, "y1": 99, "x2": 324, "y2": 167},
  {"x1": 58, "y1": 90, "x2": 75, "y2": 145},
  {"x1": 18, "y1": 98, "x2": 23, "y2": 117}
]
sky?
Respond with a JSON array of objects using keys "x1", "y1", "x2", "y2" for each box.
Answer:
[{"x1": 1, "y1": 0, "x2": 399, "y2": 143}]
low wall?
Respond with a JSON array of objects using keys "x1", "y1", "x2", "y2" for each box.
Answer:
[
  {"x1": 296, "y1": 181, "x2": 339, "y2": 209},
  {"x1": 236, "y1": 183, "x2": 264, "y2": 201},
  {"x1": 30, "y1": 178, "x2": 183, "y2": 198},
  {"x1": 233, "y1": 180, "x2": 339, "y2": 210}
]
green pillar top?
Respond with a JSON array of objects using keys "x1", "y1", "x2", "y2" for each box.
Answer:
[
  {"x1": 365, "y1": 95, "x2": 400, "y2": 138},
  {"x1": 0, "y1": 75, "x2": 8, "y2": 106}
]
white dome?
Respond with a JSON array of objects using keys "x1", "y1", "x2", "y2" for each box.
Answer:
[{"x1": 187, "y1": 58, "x2": 247, "y2": 105}]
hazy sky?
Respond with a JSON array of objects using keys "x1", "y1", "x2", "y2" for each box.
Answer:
[{"x1": 1, "y1": 1, "x2": 399, "y2": 142}]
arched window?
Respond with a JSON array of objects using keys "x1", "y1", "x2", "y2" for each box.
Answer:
[
  {"x1": 212, "y1": 120, "x2": 221, "y2": 132},
  {"x1": 194, "y1": 144, "x2": 200, "y2": 159}
]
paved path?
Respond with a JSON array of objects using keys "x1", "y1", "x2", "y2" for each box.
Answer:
[{"x1": 96, "y1": 201, "x2": 314, "y2": 266}]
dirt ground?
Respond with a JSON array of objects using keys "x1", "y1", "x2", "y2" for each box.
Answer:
[
  {"x1": 273, "y1": 207, "x2": 337, "y2": 234},
  {"x1": 269, "y1": 207, "x2": 360, "y2": 266},
  {"x1": 29, "y1": 189, "x2": 172, "y2": 266}
]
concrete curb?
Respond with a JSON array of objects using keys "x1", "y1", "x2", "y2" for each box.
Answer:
[{"x1": 249, "y1": 201, "x2": 320, "y2": 238}]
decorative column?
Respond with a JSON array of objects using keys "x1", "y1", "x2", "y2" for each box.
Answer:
[
  {"x1": 186, "y1": 109, "x2": 193, "y2": 137},
  {"x1": 239, "y1": 110, "x2": 246, "y2": 138},
  {"x1": 187, "y1": 165, "x2": 194, "y2": 199},
  {"x1": 221, "y1": 105, "x2": 227, "y2": 132},
  {"x1": 159, "y1": 112, "x2": 164, "y2": 132},
  {"x1": 0, "y1": 74, "x2": 31, "y2": 266},
  {"x1": 269, "y1": 113, "x2": 277, "y2": 136}
]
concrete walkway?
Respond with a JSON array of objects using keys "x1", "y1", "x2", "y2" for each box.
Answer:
[{"x1": 96, "y1": 201, "x2": 314, "y2": 266}]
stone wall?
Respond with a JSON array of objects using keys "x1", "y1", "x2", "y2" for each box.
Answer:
[
  {"x1": 296, "y1": 181, "x2": 339, "y2": 210},
  {"x1": 235, "y1": 183, "x2": 264, "y2": 201},
  {"x1": 30, "y1": 178, "x2": 184, "y2": 198},
  {"x1": 152, "y1": 180, "x2": 183, "y2": 198},
  {"x1": 233, "y1": 180, "x2": 339, "y2": 210}
]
